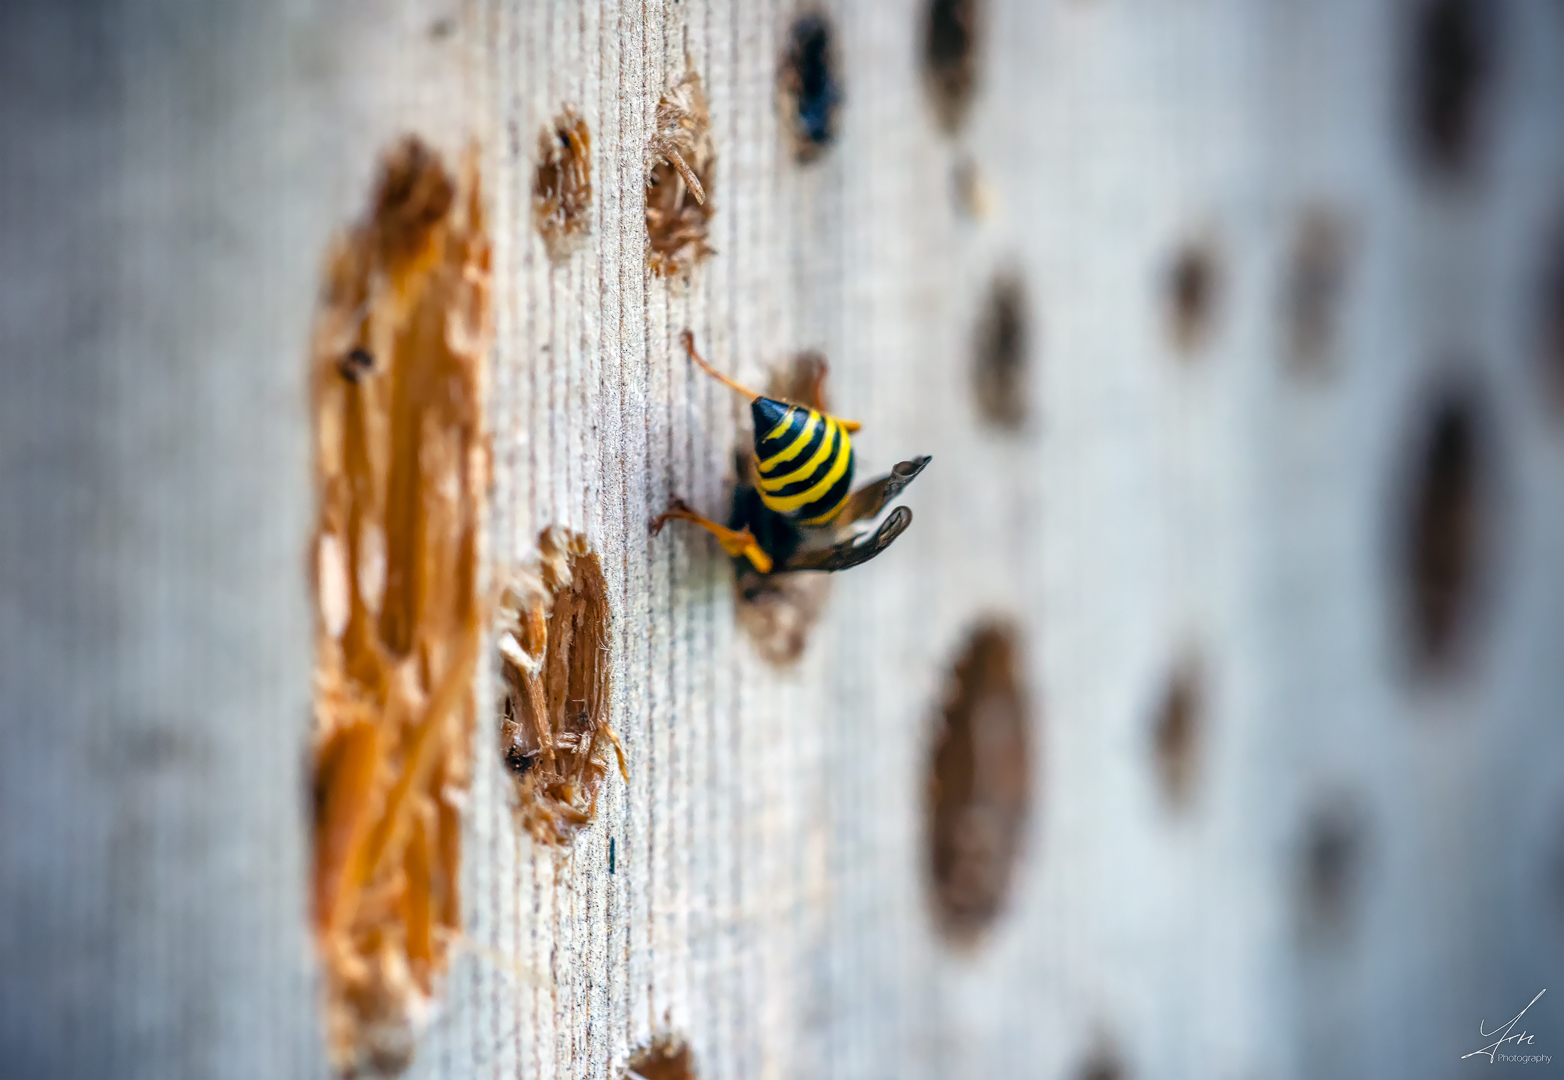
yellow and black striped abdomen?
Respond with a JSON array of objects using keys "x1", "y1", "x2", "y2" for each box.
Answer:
[{"x1": 751, "y1": 396, "x2": 855, "y2": 526}]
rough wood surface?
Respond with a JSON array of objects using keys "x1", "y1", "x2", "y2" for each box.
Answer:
[{"x1": 3, "y1": 3, "x2": 1564, "y2": 1080}]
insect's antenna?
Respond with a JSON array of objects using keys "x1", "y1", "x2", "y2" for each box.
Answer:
[{"x1": 680, "y1": 329, "x2": 761, "y2": 400}]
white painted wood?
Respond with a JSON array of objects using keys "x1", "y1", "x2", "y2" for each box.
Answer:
[{"x1": 3, "y1": 2, "x2": 1563, "y2": 1079}]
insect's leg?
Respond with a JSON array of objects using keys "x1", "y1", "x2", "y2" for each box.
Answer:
[
  {"x1": 836, "y1": 417, "x2": 862, "y2": 433},
  {"x1": 651, "y1": 497, "x2": 774, "y2": 573},
  {"x1": 679, "y1": 330, "x2": 764, "y2": 401}
]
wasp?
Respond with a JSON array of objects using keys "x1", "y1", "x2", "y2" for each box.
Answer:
[{"x1": 653, "y1": 329, "x2": 930, "y2": 576}]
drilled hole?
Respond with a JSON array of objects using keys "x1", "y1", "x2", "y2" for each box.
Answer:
[
  {"x1": 924, "y1": 0, "x2": 980, "y2": 133},
  {"x1": 1165, "y1": 239, "x2": 1222, "y2": 355},
  {"x1": 1401, "y1": 384, "x2": 1490, "y2": 674},
  {"x1": 1078, "y1": 1045, "x2": 1127, "y2": 1080},
  {"x1": 951, "y1": 156, "x2": 995, "y2": 220},
  {"x1": 1298, "y1": 799, "x2": 1365, "y2": 935},
  {"x1": 1538, "y1": 213, "x2": 1564, "y2": 412},
  {"x1": 646, "y1": 68, "x2": 716, "y2": 277},
  {"x1": 1409, "y1": 0, "x2": 1495, "y2": 177},
  {"x1": 1546, "y1": 814, "x2": 1564, "y2": 925},
  {"x1": 1152, "y1": 656, "x2": 1202, "y2": 813},
  {"x1": 498, "y1": 528, "x2": 624, "y2": 849},
  {"x1": 308, "y1": 137, "x2": 490, "y2": 1074},
  {"x1": 780, "y1": 13, "x2": 841, "y2": 163},
  {"x1": 973, "y1": 272, "x2": 1031, "y2": 430},
  {"x1": 1284, "y1": 208, "x2": 1350, "y2": 374},
  {"x1": 927, "y1": 622, "x2": 1033, "y2": 945},
  {"x1": 533, "y1": 109, "x2": 592, "y2": 262},
  {"x1": 625, "y1": 1032, "x2": 696, "y2": 1080}
]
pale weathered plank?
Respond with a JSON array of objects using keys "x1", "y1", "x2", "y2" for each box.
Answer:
[{"x1": 3, "y1": 2, "x2": 1564, "y2": 1079}]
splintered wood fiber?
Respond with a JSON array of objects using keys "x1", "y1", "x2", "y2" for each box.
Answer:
[
  {"x1": 644, "y1": 68, "x2": 715, "y2": 276},
  {"x1": 308, "y1": 136, "x2": 491, "y2": 1076},
  {"x1": 497, "y1": 527, "x2": 625, "y2": 848}
]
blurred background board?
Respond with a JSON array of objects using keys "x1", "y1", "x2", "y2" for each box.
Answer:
[{"x1": 3, "y1": 2, "x2": 1564, "y2": 1079}]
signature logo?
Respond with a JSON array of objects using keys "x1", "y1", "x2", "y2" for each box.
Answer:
[{"x1": 1462, "y1": 989, "x2": 1548, "y2": 1064}]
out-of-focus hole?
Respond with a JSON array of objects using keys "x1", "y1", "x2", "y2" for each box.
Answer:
[
  {"x1": 1284, "y1": 208, "x2": 1350, "y2": 374},
  {"x1": 780, "y1": 12, "x2": 841, "y2": 162},
  {"x1": 973, "y1": 272, "x2": 1031, "y2": 430},
  {"x1": 1078, "y1": 1044, "x2": 1127, "y2": 1080},
  {"x1": 1152, "y1": 656, "x2": 1203, "y2": 813},
  {"x1": 1166, "y1": 238, "x2": 1222, "y2": 356},
  {"x1": 497, "y1": 527, "x2": 625, "y2": 849},
  {"x1": 308, "y1": 136, "x2": 490, "y2": 1075},
  {"x1": 927, "y1": 621, "x2": 1033, "y2": 945},
  {"x1": 625, "y1": 1032, "x2": 696, "y2": 1080},
  {"x1": 1538, "y1": 213, "x2": 1564, "y2": 412},
  {"x1": 923, "y1": 0, "x2": 980, "y2": 133},
  {"x1": 533, "y1": 109, "x2": 592, "y2": 262},
  {"x1": 1401, "y1": 384, "x2": 1490, "y2": 675},
  {"x1": 1298, "y1": 798, "x2": 1365, "y2": 935},
  {"x1": 952, "y1": 156, "x2": 996, "y2": 220},
  {"x1": 1409, "y1": 0, "x2": 1495, "y2": 177}
]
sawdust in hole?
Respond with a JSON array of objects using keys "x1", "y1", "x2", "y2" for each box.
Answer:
[
  {"x1": 533, "y1": 108, "x2": 592, "y2": 262},
  {"x1": 308, "y1": 135, "x2": 491, "y2": 1076},
  {"x1": 624, "y1": 1031, "x2": 697, "y2": 1080},
  {"x1": 646, "y1": 67, "x2": 716, "y2": 277},
  {"x1": 497, "y1": 527, "x2": 625, "y2": 848}
]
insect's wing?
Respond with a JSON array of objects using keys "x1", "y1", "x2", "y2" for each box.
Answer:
[
  {"x1": 779, "y1": 506, "x2": 914, "y2": 573},
  {"x1": 832, "y1": 455, "x2": 932, "y2": 529}
]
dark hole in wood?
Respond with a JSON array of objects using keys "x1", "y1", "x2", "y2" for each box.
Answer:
[
  {"x1": 625, "y1": 1032, "x2": 696, "y2": 1080},
  {"x1": 1078, "y1": 1046, "x2": 1126, "y2": 1080},
  {"x1": 1538, "y1": 215, "x2": 1564, "y2": 413},
  {"x1": 1285, "y1": 208, "x2": 1350, "y2": 374},
  {"x1": 1409, "y1": 0, "x2": 1495, "y2": 176},
  {"x1": 1544, "y1": 813, "x2": 1564, "y2": 926},
  {"x1": 1300, "y1": 800, "x2": 1363, "y2": 934},
  {"x1": 1166, "y1": 240, "x2": 1221, "y2": 355},
  {"x1": 1403, "y1": 386, "x2": 1488, "y2": 674},
  {"x1": 928, "y1": 622, "x2": 1032, "y2": 945},
  {"x1": 781, "y1": 13, "x2": 841, "y2": 162},
  {"x1": 924, "y1": 0, "x2": 980, "y2": 132},
  {"x1": 502, "y1": 736, "x2": 536, "y2": 777},
  {"x1": 337, "y1": 346, "x2": 375, "y2": 383},
  {"x1": 973, "y1": 273, "x2": 1030, "y2": 429},
  {"x1": 1153, "y1": 657, "x2": 1202, "y2": 812}
]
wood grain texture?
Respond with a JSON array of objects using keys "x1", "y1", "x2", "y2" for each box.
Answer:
[{"x1": 3, "y1": 2, "x2": 1564, "y2": 1079}]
